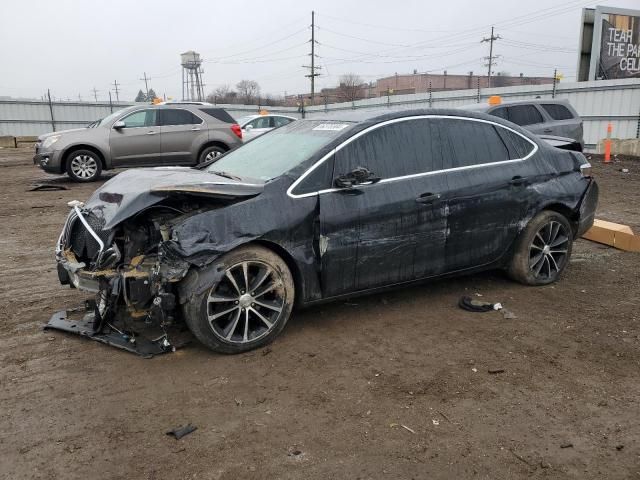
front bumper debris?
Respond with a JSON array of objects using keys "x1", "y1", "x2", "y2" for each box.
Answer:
[{"x1": 45, "y1": 303, "x2": 192, "y2": 358}]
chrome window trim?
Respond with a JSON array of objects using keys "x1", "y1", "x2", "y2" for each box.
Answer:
[{"x1": 286, "y1": 114, "x2": 538, "y2": 199}]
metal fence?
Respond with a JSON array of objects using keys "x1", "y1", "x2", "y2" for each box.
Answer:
[{"x1": 2, "y1": 78, "x2": 639, "y2": 149}]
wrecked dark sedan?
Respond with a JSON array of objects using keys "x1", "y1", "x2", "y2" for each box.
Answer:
[{"x1": 51, "y1": 109, "x2": 598, "y2": 354}]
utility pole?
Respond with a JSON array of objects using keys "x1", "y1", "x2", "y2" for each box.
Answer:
[
  {"x1": 92, "y1": 87, "x2": 99, "y2": 102},
  {"x1": 112, "y1": 80, "x2": 120, "y2": 102},
  {"x1": 481, "y1": 26, "x2": 500, "y2": 88},
  {"x1": 303, "y1": 11, "x2": 321, "y2": 103},
  {"x1": 140, "y1": 72, "x2": 150, "y2": 99}
]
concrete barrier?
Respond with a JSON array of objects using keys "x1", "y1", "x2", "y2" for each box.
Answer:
[
  {"x1": 0, "y1": 136, "x2": 16, "y2": 148},
  {"x1": 596, "y1": 138, "x2": 640, "y2": 157}
]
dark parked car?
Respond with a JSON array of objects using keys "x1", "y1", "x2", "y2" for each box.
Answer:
[
  {"x1": 51, "y1": 109, "x2": 598, "y2": 354},
  {"x1": 462, "y1": 99, "x2": 584, "y2": 151},
  {"x1": 34, "y1": 104, "x2": 243, "y2": 182}
]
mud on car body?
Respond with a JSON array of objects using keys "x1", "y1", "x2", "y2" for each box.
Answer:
[{"x1": 53, "y1": 108, "x2": 598, "y2": 354}]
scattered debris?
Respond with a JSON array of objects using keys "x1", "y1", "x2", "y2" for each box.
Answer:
[
  {"x1": 234, "y1": 398, "x2": 243, "y2": 406},
  {"x1": 540, "y1": 459, "x2": 551, "y2": 469},
  {"x1": 437, "y1": 411, "x2": 453, "y2": 424},
  {"x1": 400, "y1": 424, "x2": 416, "y2": 434},
  {"x1": 166, "y1": 424, "x2": 197, "y2": 440},
  {"x1": 620, "y1": 168, "x2": 629, "y2": 173},
  {"x1": 432, "y1": 419, "x2": 440, "y2": 426},
  {"x1": 616, "y1": 444, "x2": 624, "y2": 451},
  {"x1": 560, "y1": 442, "x2": 573, "y2": 449},
  {"x1": 509, "y1": 449, "x2": 533, "y2": 467},
  {"x1": 501, "y1": 309, "x2": 518, "y2": 320},
  {"x1": 471, "y1": 367, "x2": 478, "y2": 373},
  {"x1": 288, "y1": 449, "x2": 303, "y2": 456},
  {"x1": 262, "y1": 347, "x2": 272, "y2": 356},
  {"x1": 488, "y1": 368, "x2": 505, "y2": 374},
  {"x1": 30, "y1": 205, "x2": 54, "y2": 209},
  {"x1": 458, "y1": 296, "x2": 499, "y2": 312},
  {"x1": 27, "y1": 184, "x2": 67, "y2": 191}
]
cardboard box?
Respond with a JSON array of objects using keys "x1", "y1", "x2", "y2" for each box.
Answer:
[{"x1": 582, "y1": 219, "x2": 640, "y2": 252}]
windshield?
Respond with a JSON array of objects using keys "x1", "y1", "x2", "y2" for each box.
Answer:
[
  {"x1": 97, "y1": 108, "x2": 131, "y2": 127},
  {"x1": 207, "y1": 120, "x2": 354, "y2": 181}
]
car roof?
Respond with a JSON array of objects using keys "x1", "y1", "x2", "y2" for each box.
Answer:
[
  {"x1": 460, "y1": 98, "x2": 572, "y2": 112},
  {"x1": 303, "y1": 107, "x2": 511, "y2": 124}
]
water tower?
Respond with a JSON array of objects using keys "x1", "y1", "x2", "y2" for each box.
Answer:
[{"x1": 181, "y1": 51, "x2": 205, "y2": 101}]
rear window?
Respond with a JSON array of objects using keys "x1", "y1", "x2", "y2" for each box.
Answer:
[
  {"x1": 160, "y1": 109, "x2": 202, "y2": 126},
  {"x1": 541, "y1": 104, "x2": 575, "y2": 121},
  {"x1": 199, "y1": 108, "x2": 236, "y2": 124}
]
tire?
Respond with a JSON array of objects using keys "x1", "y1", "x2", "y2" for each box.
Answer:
[
  {"x1": 65, "y1": 149, "x2": 102, "y2": 182},
  {"x1": 182, "y1": 245, "x2": 295, "y2": 354},
  {"x1": 198, "y1": 145, "x2": 227, "y2": 164},
  {"x1": 508, "y1": 210, "x2": 573, "y2": 286}
]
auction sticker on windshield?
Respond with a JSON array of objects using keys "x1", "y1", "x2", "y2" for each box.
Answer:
[{"x1": 313, "y1": 123, "x2": 350, "y2": 131}]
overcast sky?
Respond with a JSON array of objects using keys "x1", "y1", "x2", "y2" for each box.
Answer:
[{"x1": 1, "y1": 0, "x2": 638, "y2": 101}]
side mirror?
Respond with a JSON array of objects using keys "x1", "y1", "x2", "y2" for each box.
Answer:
[
  {"x1": 113, "y1": 120, "x2": 125, "y2": 129},
  {"x1": 334, "y1": 167, "x2": 381, "y2": 189}
]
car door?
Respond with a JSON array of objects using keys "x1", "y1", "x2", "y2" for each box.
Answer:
[
  {"x1": 502, "y1": 104, "x2": 548, "y2": 136},
  {"x1": 539, "y1": 103, "x2": 583, "y2": 143},
  {"x1": 159, "y1": 108, "x2": 204, "y2": 164},
  {"x1": 243, "y1": 116, "x2": 274, "y2": 140},
  {"x1": 318, "y1": 118, "x2": 449, "y2": 297},
  {"x1": 109, "y1": 109, "x2": 160, "y2": 166},
  {"x1": 437, "y1": 118, "x2": 535, "y2": 271}
]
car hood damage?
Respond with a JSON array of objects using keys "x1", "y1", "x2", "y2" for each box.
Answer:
[{"x1": 86, "y1": 167, "x2": 264, "y2": 229}]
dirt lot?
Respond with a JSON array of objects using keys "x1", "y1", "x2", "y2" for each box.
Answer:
[{"x1": 0, "y1": 148, "x2": 639, "y2": 479}]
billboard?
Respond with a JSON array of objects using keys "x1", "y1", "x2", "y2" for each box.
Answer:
[{"x1": 578, "y1": 6, "x2": 640, "y2": 81}]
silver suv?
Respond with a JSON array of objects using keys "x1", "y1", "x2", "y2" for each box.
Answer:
[
  {"x1": 34, "y1": 104, "x2": 243, "y2": 182},
  {"x1": 462, "y1": 99, "x2": 584, "y2": 151}
]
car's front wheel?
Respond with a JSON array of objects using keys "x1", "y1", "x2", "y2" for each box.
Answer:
[
  {"x1": 508, "y1": 210, "x2": 573, "y2": 285},
  {"x1": 65, "y1": 149, "x2": 102, "y2": 182},
  {"x1": 182, "y1": 245, "x2": 295, "y2": 354}
]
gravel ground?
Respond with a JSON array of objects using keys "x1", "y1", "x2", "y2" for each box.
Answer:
[{"x1": 0, "y1": 148, "x2": 639, "y2": 479}]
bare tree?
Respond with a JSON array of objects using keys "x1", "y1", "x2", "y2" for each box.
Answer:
[
  {"x1": 206, "y1": 85, "x2": 237, "y2": 104},
  {"x1": 338, "y1": 73, "x2": 365, "y2": 102},
  {"x1": 236, "y1": 80, "x2": 260, "y2": 104}
]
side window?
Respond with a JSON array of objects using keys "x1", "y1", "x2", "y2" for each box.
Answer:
[
  {"x1": 294, "y1": 155, "x2": 335, "y2": 194},
  {"x1": 274, "y1": 116, "x2": 293, "y2": 127},
  {"x1": 490, "y1": 107, "x2": 508, "y2": 120},
  {"x1": 250, "y1": 117, "x2": 272, "y2": 129},
  {"x1": 495, "y1": 127, "x2": 535, "y2": 159},
  {"x1": 505, "y1": 105, "x2": 544, "y2": 126},
  {"x1": 540, "y1": 104, "x2": 574, "y2": 121},
  {"x1": 161, "y1": 109, "x2": 201, "y2": 126},
  {"x1": 439, "y1": 119, "x2": 509, "y2": 168},
  {"x1": 335, "y1": 119, "x2": 442, "y2": 180},
  {"x1": 120, "y1": 109, "x2": 156, "y2": 128}
]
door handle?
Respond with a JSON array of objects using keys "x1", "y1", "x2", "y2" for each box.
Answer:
[
  {"x1": 146, "y1": 131, "x2": 157, "y2": 135},
  {"x1": 509, "y1": 175, "x2": 526, "y2": 186},
  {"x1": 543, "y1": 128, "x2": 553, "y2": 133},
  {"x1": 415, "y1": 193, "x2": 441, "y2": 204},
  {"x1": 191, "y1": 127, "x2": 201, "y2": 131}
]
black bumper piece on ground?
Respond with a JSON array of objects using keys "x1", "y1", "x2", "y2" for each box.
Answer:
[{"x1": 44, "y1": 307, "x2": 191, "y2": 358}]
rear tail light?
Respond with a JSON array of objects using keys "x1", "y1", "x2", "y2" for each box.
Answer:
[
  {"x1": 231, "y1": 124, "x2": 242, "y2": 139},
  {"x1": 580, "y1": 163, "x2": 592, "y2": 178}
]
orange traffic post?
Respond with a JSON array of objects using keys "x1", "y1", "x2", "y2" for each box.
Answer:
[{"x1": 604, "y1": 123, "x2": 612, "y2": 163}]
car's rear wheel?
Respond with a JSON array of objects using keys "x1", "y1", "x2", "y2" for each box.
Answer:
[
  {"x1": 198, "y1": 145, "x2": 227, "y2": 164},
  {"x1": 182, "y1": 245, "x2": 295, "y2": 354},
  {"x1": 66, "y1": 149, "x2": 102, "y2": 182},
  {"x1": 508, "y1": 210, "x2": 573, "y2": 285}
]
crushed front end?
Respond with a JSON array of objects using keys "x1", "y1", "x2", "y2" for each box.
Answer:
[{"x1": 48, "y1": 201, "x2": 192, "y2": 357}]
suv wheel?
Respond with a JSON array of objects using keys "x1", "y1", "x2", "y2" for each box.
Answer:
[
  {"x1": 66, "y1": 150, "x2": 102, "y2": 182},
  {"x1": 182, "y1": 245, "x2": 295, "y2": 354},
  {"x1": 508, "y1": 210, "x2": 573, "y2": 285},
  {"x1": 199, "y1": 145, "x2": 226, "y2": 164}
]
